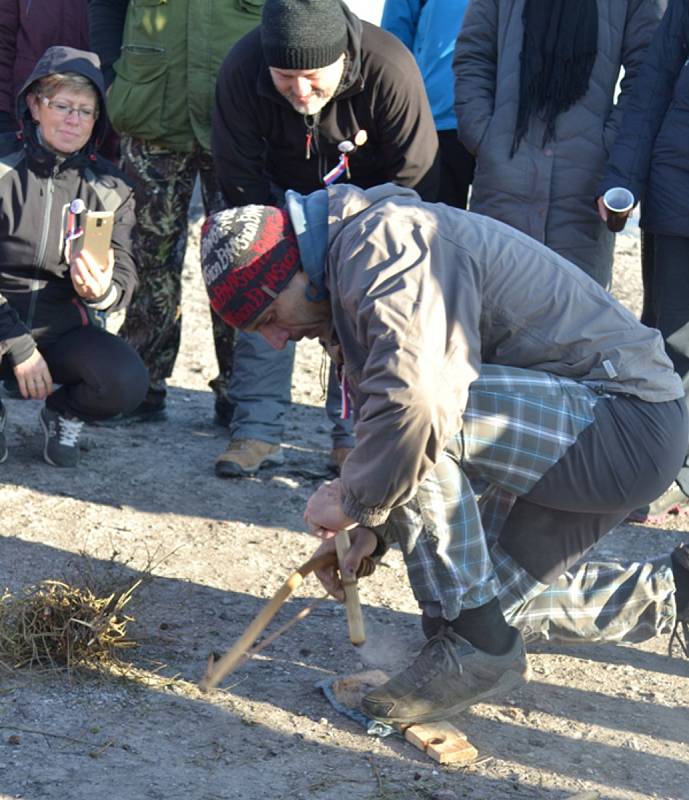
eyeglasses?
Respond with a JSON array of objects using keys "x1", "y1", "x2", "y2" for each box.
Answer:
[{"x1": 40, "y1": 97, "x2": 98, "y2": 121}]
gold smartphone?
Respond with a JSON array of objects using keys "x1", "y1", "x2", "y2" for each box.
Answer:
[{"x1": 74, "y1": 210, "x2": 114, "y2": 268}]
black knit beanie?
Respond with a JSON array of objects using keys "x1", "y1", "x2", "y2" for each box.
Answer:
[{"x1": 261, "y1": 0, "x2": 348, "y2": 69}]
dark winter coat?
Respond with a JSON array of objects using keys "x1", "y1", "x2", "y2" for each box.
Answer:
[
  {"x1": 599, "y1": 0, "x2": 689, "y2": 237},
  {"x1": 211, "y1": 4, "x2": 439, "y2": 205},
  {"x1": 454, "y1": 0, "x2": 664, "y2": 287},
  {"x1": 0, "y1": 47, "x2": 137, "y2": 368},
  {"x1": 0, "y1": 0, "x2": 90, "y2": 132}
]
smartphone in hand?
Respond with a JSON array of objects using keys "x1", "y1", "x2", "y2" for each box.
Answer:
[{"x1": 72, "y1": 210, "x2": 114, "y2": 268}]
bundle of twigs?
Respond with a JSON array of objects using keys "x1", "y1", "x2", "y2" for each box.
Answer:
[{"x1": 0, "y1": 578, "x2": 141, "y2": 672}]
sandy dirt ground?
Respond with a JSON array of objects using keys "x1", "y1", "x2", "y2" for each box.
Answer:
[{"x1": 0, "y1": 208, "x2": 687, "y2": 800}]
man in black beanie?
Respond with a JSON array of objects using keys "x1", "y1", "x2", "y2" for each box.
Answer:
[{"x1": 210, "y1": 0, "x2": 439, "y2": 479}]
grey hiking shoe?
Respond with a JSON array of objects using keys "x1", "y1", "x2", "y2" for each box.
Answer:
[
  {"x1": 361, "y1": 628, "x2": 529, "y2": 725},
  {"x1": 0, "y1": 402, "x2": 7, "y2": 463},
  {"x1": 40, "y1": 407, "x2": 84, "y2": 467}
]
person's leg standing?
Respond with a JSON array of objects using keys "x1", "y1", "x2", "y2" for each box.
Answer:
[
  {"x1": 325, "y1": 362, "x2": 355, "y2": 471},
  {"x1": 197, "y1": 150, "x2": 238, "y2": 427},
  {"x1": 118, "y1": 137, "x2": 198, "y2": 419},
  {"x1": 654, "y1": 234, "x2": 689, "y2": 491},
  {"x1": 215, "y1": 331, "x2": 294, "y2": 476},
  {"x1": 635, "y1": 233, "x2": 689, "y2": 519},
  {"x1": 436, "y1": 129, "x2": 475, "y2": 209},
  {"x1": 219, "y1": 324, "x2": 353, "y2": 478},
  {"x1": 640, "y1": 228, "x2": 656, "y2": 328}
]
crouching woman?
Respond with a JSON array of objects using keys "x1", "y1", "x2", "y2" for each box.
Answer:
[{"x1": 0, "y1": 46, "x2": 148, "y2": 467}]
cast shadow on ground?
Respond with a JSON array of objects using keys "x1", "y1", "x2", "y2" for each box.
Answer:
[
  {"x1": 0, "y1": 535, "x2": 686, "y2": 800},
  {"x1": 530, "y1": 638, "x2": 689, "y2": 679},
  {"x1": 0, "y1": 385, "x2": 336, "y2": 531}
]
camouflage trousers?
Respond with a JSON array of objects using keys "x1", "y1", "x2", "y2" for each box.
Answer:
[{"x1": 119, "y1": 137, "x2": 235, "y2": 396}]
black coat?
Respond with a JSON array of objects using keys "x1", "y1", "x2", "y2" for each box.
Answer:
[
  {"x1": 600, "y1": 0, "x2": 689, "y2": 237},
  {"x1": 211, "y1": 5, "x2": 439, "y2": 206},
  {"x1": 0, "y1": 47, "x2": 137, "y2": 367}
]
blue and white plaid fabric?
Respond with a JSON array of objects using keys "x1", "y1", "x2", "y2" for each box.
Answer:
[{"x1": 382, "y1": 364, "x2": 676, "y2": 641}]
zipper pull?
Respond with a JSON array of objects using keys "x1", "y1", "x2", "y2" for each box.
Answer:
[{"x1": 304, "y1": 114, "x2": 317, "y2": 160}]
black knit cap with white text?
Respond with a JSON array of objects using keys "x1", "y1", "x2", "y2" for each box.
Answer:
[{"x1": 261, "y1": 0, "x2": 348, "y2": 70}]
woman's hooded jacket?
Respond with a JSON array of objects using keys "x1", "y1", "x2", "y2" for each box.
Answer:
[{"x1": 0, "y1": 46, "x2": 137, "y2": 367}]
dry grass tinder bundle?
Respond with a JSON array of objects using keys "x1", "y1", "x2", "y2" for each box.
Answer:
[{"x1": 0, "y1": 579, "x2": 140, "y2": 671}]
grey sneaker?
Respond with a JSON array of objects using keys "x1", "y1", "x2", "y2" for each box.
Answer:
[
  {"x1": 0, "y1": 402, "x2": 7, "y2": 463},
  {"x1": 40, "y1": 407, "x2": 84, "y2": 467},
  {"x1": 361, "y1": 628, "x2": 529, "y2": 725}
]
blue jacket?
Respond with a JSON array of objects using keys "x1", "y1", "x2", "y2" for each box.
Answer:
[
  {"x1": 381, "y1": 0, "x2": 469, "y2": 131},
  {"x1": 599, "y1": 0, "x2": 689, "y2": 238}
]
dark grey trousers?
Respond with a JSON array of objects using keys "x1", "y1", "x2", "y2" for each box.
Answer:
[{"x1": 383, "y1": 365, "x2": 687, "y2": 643}]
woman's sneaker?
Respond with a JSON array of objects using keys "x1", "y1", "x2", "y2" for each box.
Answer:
[
  {"x1": 0, "y1": 402, "x2": 7, "y2": 463},
  {"x1": 40, "y1": 407, "x2": 84, "y2": 467}
]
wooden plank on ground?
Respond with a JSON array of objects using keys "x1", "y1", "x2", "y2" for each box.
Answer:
[
  {"x1": 403, "y1": 720, "x2": 478, "y2": 765},
  {"x1": 330, "y1": 670, "x2": 478, "y2": 765}
]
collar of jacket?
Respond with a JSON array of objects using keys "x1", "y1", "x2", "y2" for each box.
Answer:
[
  {"x1": 285, "y1": 187, "x2": 330, "y2": 302},
  {"x1": 256, "y1": 5, "x2": 365, "y2": 106}
]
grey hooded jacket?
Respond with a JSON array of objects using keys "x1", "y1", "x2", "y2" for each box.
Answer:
[{"x1": 295, "y1": 183, "x2": 682, "y2": 526}]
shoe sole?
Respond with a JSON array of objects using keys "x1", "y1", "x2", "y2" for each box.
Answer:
[
  {"x1": 215, "y1": 452, "x2": 285, "y2": 478},
  {"x1": 363, "y1": 665, "x2": 531, "y2": 726}
]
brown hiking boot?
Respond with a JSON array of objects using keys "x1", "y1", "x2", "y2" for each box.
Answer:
[
  {"x1": 361, "y1": 628, "x2": 529, "y2": 725},
  {"x1": 215, "y1": 438, "x2": 284, "y2": 477}
]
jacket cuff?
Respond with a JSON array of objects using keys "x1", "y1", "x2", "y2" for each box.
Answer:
[
  {"x1": 341, "y1": 491, "x2": 391, "y2": 528},
  {"x1": 4, "y1": 333, "x2": 36, "y2": 367},
  {"x1": 85, "y1": 284, "x2": 118, "y2": 311}
]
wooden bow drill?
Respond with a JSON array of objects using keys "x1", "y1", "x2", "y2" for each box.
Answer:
[{"x1": 199, "y1": 538, "x2": 374, "y2": 691}]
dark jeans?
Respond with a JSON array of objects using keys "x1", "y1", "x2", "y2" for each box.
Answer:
[
  {"x1": 437, "y1": 130, "x2": 475, "y2": 209},
  {"x1": 1, "y1": 325, "x2": 148, "y2": 423},
  {"x1": 500, "y1": 395, "x2": 688, "y2": 584},
  {"x1": 640, "y1": 232, "x2": 689, "y2": 495}
]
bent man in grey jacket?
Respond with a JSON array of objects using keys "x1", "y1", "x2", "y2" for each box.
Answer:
[{"x1": 199, "y1": 183, "x2": 689, "y2": 723}]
